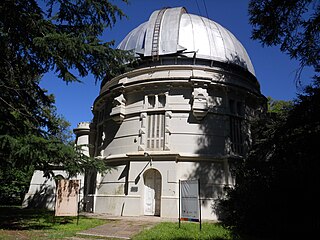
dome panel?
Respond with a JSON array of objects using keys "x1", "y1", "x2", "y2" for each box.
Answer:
[
  {"x1": 178, "y1": 13, "x2": 195, "y2": 52},
  {"x1": 118, "y1": 22, "x2": 147, "y2": 54},
  {"x1": 159, "y1": 7, "x2": 186, "y2": 55},
  {"x1": 190, "y1": 15, "x2": 212, "y2": 58},
  {"x1": 202, "y1": 17, "x2": 225, "y2": 60},
  {"x1": 117, "y1": 7, "x2": 255, "y2": 76}
]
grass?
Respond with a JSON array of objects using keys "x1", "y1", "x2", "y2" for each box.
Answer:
[
  {"x1": 132, "y1": 222, "x2": 235, "y2": 240},
  {"x1": 0, "y1": 206, "x2": 261, "y2": 240},
  {"x1": 0, "y1": 206, "x2": 108, "y2": 239}
]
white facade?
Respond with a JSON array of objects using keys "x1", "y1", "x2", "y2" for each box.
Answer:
[
  {"x1": 85, "y1": 7, "x2": 266, "y2": 220},
  {"x1": 88, "y1": 63, "x2": 265, "y2": 219},
  {"x1": 24, "y1": 7, "x2": 266, "y2": 220}
]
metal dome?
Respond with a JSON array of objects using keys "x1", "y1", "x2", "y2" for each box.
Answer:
[{"x1": 117, "y1": 7, "x2": 255, "y2": 76}]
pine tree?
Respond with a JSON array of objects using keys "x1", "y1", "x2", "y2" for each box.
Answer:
[{"x1": 0, "y1": 0, "x2": 132, "y2": 204}]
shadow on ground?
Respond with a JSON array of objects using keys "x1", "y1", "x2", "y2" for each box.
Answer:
[{"x1": 0, "y1": 206, "x2": 73, "y2": 230}]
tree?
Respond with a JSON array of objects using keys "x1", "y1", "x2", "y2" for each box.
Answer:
[
  {"x1": 267, "y1": 96, "x2": 293, "y2": 114},
  {"x1": 216, "y1": 85, "x2": 320, "y2": 238},
  {"x1": 0, "y1": 0, "x2": 132, "y2": 204},
  {"x1": 215, "y1": 1, "x2": 320, "y2": 238},
  {"x1": 249, "y1": 0, "x2": 319, "y2": 81}
]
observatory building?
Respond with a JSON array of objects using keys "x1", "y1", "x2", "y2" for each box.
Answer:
[
  {"x1": 24, "y1": 6, "x2": 266, "y2": 220},
  {"x1": 80, "y1": 7, "x2": 266, "y2": 220}
]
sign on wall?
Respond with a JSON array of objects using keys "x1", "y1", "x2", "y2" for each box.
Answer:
[
  {"x1": 179, "y1": 179, "x2": 201, "y2": 229},
  {"x1": 55, "y1": 179, "x2": 80, "y2": 217}
]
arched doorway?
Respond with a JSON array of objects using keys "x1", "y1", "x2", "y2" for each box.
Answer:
[{"x1": 143, "y1": 169, "x2": 161, "y2": 216}]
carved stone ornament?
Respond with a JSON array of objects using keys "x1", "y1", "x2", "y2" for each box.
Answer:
[
  {"x1": 192, "y1": 87, "x2": 209, "y2": 120},
  {"x1": 138, "y1": 112, "x2": 147, "y2": 151},
  {"x1": 110, "y1": 94, "x2": 126, "y2": 123}
]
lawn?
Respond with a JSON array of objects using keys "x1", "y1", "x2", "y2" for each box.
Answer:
[
  {"x1": 132, "y1": 221, "x2": 235, "y2": 240},
  {"x1": 0, "y1": 206, "x2": 108, "y2": 239},
  {"x1": 132, "y1": 222, "x2": 274, "y2": 240},
  {"x1": 1, "y1": 206, "x2": 263, "y2": 240}
]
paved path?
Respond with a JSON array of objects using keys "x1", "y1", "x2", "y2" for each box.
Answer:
[{"x1": 75, "y1": 214, "x2": 176, "y2": 239}]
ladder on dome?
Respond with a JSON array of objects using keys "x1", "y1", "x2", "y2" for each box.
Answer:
[{"x1": 151, "y1": 8, "x2": 167, "y2": 61}]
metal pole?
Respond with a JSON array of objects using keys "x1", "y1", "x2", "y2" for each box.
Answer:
[
  {"x1": 77, "y1": 179, "x2": 81, "y2": 225},
  {"x1": 198, "y1": 179, "x2": 202, "y2": 231},
  {"x1": 179, "y1": 179, "x2": 181, "y2": 228}
]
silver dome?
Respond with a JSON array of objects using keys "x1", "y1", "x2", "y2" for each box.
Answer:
[{"x1": 117, "y1": 7, "x2": 255, "y2": 76}]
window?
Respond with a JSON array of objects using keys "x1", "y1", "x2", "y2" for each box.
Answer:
[
  {"x1": 98, "y1": 108, "x2": 105, "y2": 123},
  {"x1": 229, "y1": 99, "x2": 244, "y2": 155},
  {"x1": 146, "y1": 113, "x2": 165, "y2": 150},
  {"x1": 95, "y1": 124, "x2": 104, "y2": 156},
  {"x1": 158, "y1": 94, "x2": 166, "y2": 108},
  {"x1": 143, "y1": 94, "x2": 167, "y2": 150},
  {"x1": 230, "y1": 116, "x2": 243, "y2": 155},
  {"x1": 236, "y1": 101, "x2": 243, "y2": 116},
  {"x1": 229, "y1": 99, "x2": 244, "y2": 116},
  {"x1": 229, "y1": 99, "x2": 235, "y2": 114},
  {"x1": 146, "y1": 94, "x2": 166, "y2": 109},
  {"x1": 148, "y1": 95, "x2": 155, "y2": 108}
]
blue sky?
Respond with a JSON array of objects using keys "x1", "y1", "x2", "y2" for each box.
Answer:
[{"x1": 40, "y1": 0, "x2": 313, "y2": 130}]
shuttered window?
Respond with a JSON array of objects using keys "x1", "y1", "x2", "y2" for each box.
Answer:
[
  {"x1": 229, "y1": 99, "x2": 244, "y2": 155},
  {"x1": 230, "y1": 116, "x2": 243, "y2": 155},
  {"x1": 146, "y1": 113, "x2": 165, "y2": 150}
]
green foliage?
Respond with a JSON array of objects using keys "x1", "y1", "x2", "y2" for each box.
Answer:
[
  {"x1": 0, "y1": 0, "x2": 132, "y2": 205},
  {"x1": 0, "y1": 0, "x2": 133, "y2": 83},
  {"x1": 215, "y1": 2, "x2": 320, "y2": 238},
  {"x1": 249, "y1": 0, "x2": 319, "y2": 79},
  {"x1": 216, "y1": 75, "x2": 320, "y2": 239},
  {"x1": 0, "y1": 166, "x2": 34, "y2": 205},
  {"x1": 266, "y1": 96, "x2": 293, "y2": 114},
  {"x1": 224, "y1": 78, "x2": 320, "y2": 236}
]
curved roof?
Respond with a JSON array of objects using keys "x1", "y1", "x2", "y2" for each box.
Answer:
[{"x1": 117, "y1": 7, "x2": 255, "y2": 76}]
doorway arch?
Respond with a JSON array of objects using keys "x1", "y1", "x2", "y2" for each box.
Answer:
[{"x1": 143, "y1": 169, "x2": 162, "y2": 216}]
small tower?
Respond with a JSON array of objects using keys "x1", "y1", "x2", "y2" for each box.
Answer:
[
  {"x1": 73, "y1": 122, "x2": 96, "y2": 212},
  {"x1": 73, "y1": 122, "x2": 90, "y2": 156}
]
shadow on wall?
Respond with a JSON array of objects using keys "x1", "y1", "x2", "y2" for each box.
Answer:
[
  {"x1": 187, "y1": 69, "x2": 264, "y2": 217},
  {"x1": 91, "y1": 99, "x2": 120, "y2": 157},
  {"x1": 23, "y1": 184, "x2": 55, "y2": 209},
  {"x1": 118, "y1": 161, "x2": 130, "y2": 195},
  {"x1": 228, "y1": 54, "x2": 248, "y2": 72},
  {"x1": 83, "y1": 169, "x2": 97, "y2": 212},
  {"x1": 188, "y1": 161, "x2": 226, "y2": 208},
  {"x1": 96, "y1": 119, "x2": 120, "y2": 156},
  {"x1": 187, "y1": 110, "x2": 228, "y2": 209}
]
